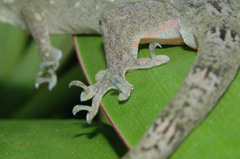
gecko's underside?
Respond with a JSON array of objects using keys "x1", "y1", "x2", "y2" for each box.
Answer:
[{"x1": 0, "y1": 0, "x2": 240, "y2": 159}]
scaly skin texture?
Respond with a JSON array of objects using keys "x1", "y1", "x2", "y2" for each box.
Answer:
[
  {"x1": 73, "y1": 0, "x2": 240, "y2": 158},
  {"x1": 1, "y1": 0, "x2": 240, "y2": 159},
  {"x1": 119, "y1": 0, "x2": 240, "y2": 158},
  {"x1": 0, "y1": 0, "x2": 143, "y2": 90}
]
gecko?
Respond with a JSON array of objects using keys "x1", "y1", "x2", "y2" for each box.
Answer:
[
  {"x1": 1, "y1": 0, "x2": 240, "y2": 159},
  {"x1": 69, "y1": 0, "x2": 240, "y2": 159},
  {"x1": 0, "y1": 0, "x2": 159, "y2": 90}
]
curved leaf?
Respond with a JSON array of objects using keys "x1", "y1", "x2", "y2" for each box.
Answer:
[{"x1": 75, "y1": 35, "x2": 240, "y2": 158}]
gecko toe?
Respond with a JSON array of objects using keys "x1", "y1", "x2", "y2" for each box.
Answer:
[
  {"x1": 72, "y1": 104, "x2": 98, "y2": 124},
  {"x1": 149, "y1": 42, "x2": 162, "y2": 60},
  {"x1": 48, "y1": 74, "x2": 57, "y2": 90},
  {"x1": 155, "y1": 55, "x2": 170, "y2": 66},
  {"x1": 69, "y1": 80, "x2": 88, "y2": 89},
  {"x1": 69, "y1": 80, "x2": 96, "y2": 101},
  {"x1": 149, "y1": 42, "x2": 170, "y2": 66}
]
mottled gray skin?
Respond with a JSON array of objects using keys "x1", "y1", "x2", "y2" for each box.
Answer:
[
  {"x1": 72, "y1": 0, "x2": 240, "y2": 159},
  {"x1": 1, "y1": 0, "x2": 240, "y2": 159},
  {"x1": 70, "y1": 1, "x2": 172, "y2": 123},
  {"x1": 115, "y1": 1, "x2": 239, "y2": 159},
  {"x1": 0, "y1": 0, "x2": 142, "y2": 90}
]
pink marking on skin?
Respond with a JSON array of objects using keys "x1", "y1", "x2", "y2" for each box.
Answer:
[
  {"x1": 153, "y1": 30, "x2": 160, "y2": 36},
  {"x1": 73, "y1": 36, "x2": 131, "y2": 150},
  {"x1": 144, "y1": 30, "x2": 160, "y2": 38},
  {"x1": 173, "y1": 19, "x2": 180, "y2": 25},
  {"x1": 159, "y1": 23, "x2": 164, "y2": 31},
  {"x1": 132, "y1": 36, "x2": 140, "y2": 48},
  {"x1": 164, "y1": 21, "x2": 174, "y2": 29},
  {"x1": 132, "y1": 41, "x2": 139, "y2": 48},
  {"x1": 139, "y1": 58, "x2": 149, "y2": 65},
  {"x1": 144, "y1": 32, "x2": 153, "y2": 38},
  {"x1": 158, "y1": 19, "x2": 180, "y2": 31}
]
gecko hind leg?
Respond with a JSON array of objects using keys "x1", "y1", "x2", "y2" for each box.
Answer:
[
  {"x1": 69, "y1": 42, "x2": 169, "y2": 123},
  {"x1": 22, "y1": 5, "x2": 62, "y2": 90}
]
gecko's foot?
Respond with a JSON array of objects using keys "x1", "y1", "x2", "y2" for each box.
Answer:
[
  {"x1": 35, "y1": 67, "x2": 57, "y2": 90},
  {"x1": 35, "y1": 48, "x2": 62, "y2": 90},
  {"x1": 69, "y1": 69, "x2": 134, "y2": 124}
]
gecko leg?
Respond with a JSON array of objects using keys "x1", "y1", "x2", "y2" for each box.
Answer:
[
  {"x1": 22, "y1": 3, "x2": 62, "y2": 90},
  {"x1": 69, "y1": 42, "x2": 169, "y2": 123},
  {"x1": 70, "y1": 1, "x2": 173, "y2": 123}
]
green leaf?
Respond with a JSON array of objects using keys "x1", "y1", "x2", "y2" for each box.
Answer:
[
  {"x1": 75, "y1": 35, "x2": 240, "y2": 158},
  {"x1": 0, "y1": 120, "x2": 127, "y2": 159}
]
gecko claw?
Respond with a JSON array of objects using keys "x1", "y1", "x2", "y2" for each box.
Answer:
[
  {"x1": 149, "y1": 42, "x2": 170, "y2": 67},
  {"x1": 69, "y1": 80, "x2": 88, "y2": 89},
  {"x1": 149, "y1": 42, "x2": 162, "y2": 61},
  {"x1": 72, "y1": 105, "x2": 95, "y2": 124},
  {"x1": 72, "y1": 99, "x2": 100, "y2": 124}
]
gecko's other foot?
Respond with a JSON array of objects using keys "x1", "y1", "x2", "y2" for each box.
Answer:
[
  {"x1": 35, "y1": 48, "x2": 62, "y2": 90},
  {"x1": 35, "y1": 67, "x2": 57, "y2": 90}
]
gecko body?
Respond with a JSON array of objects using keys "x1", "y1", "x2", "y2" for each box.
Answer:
[
  {"x1": 0, "y1": 0, "x2": 145, "y2": 90},
  {"x1": 71, "y1": 0, "x2": 240, "y2": 158},
  {"x1": 1, "y1": 0, "x2": 240, "y2": 159}
]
